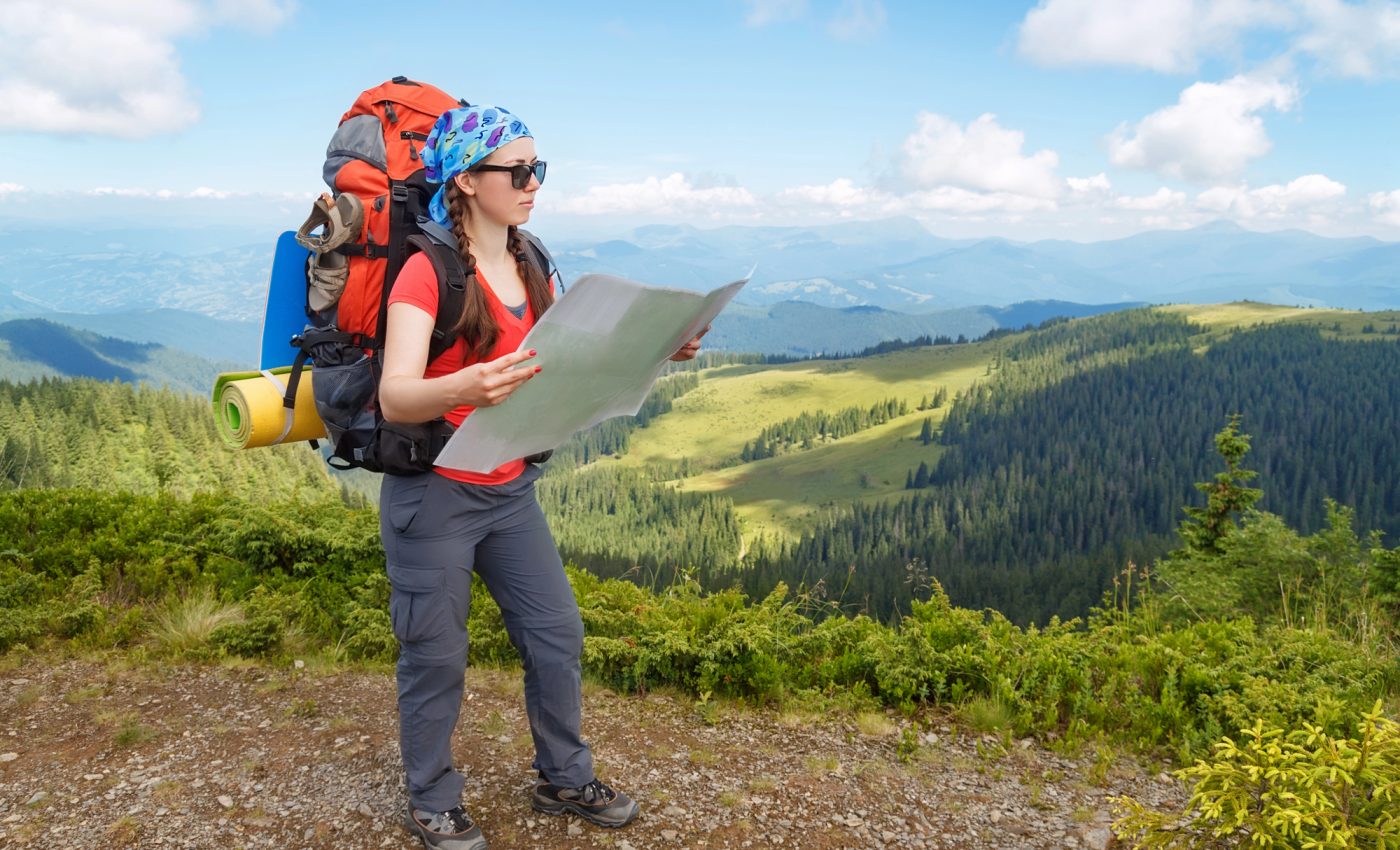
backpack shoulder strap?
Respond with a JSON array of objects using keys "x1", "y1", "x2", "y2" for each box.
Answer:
[
  {"x1": 518, "y1": 228, "x2": 563, "y2": 294},
  {"x1": 404, "y1": 233, "x2": 468, "y2": 365}
]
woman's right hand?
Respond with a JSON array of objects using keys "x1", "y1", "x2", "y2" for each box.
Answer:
[{"x1": 450, "y1": 348, "x2": 540, "y2": 407}]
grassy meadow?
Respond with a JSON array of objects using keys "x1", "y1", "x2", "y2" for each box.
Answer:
[
  {"x1": 620, "y1": 341, "x2": 999, "y2": 539},
  {"x1": 1160, "y1": 301, "x2": 1400, "y2": 337}
]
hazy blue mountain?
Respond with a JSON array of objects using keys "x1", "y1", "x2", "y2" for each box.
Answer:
[
  {"x1": 554, "y1": 217, "x2": 972, "y2": 300},
  {"x1": 707, "y1": 299, "x2": 1145, "y2": 356},
  {"x1": 708, "y1": 301, "x2": 994, "y2": 356},
  {"x1": 1031, "y1": 222, "x2": 1400, "y2": 308},
  {"x1": 559, "y1": 218, "x2": 1400, "y2": 310},
  {"x1": 0, "y1": 308, "x2": 262, "y2": 365},
  {"x1": 979, "y1": 300, "x2": 1146, "y2": 329},
  {"x1": 0, "y1": 318, "x2": 234, "y2": 394},
  {"x1": 0, "y1": 232, "x2": 272, "y2": 322},
  {"x1": 4, "y1": 217, "x2": 1398, "y2": 360}
]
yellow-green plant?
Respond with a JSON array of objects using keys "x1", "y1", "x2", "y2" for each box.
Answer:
[{"x1": 1112, "y1": 700, "x2": 1400, "y2": 848}]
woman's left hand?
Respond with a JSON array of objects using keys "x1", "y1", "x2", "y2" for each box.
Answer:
[{"x1": 670, "y1": 325, "x2": 710, "y2": 362}]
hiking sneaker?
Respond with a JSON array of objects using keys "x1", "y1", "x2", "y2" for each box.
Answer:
[
  {"x1": 404, "y1": 805, "x2": 488, "y2": 850},
  {"x1": 531, "y1": 775, "x2": 640, "y2": 828}
]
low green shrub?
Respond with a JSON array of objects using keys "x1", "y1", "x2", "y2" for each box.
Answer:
[
  {"x1": 0, "y1": 487, "x2": 1395, "y2": 767},
  {"x1": 209, "y1": 613, "x2": 281, "y2": 658},
  {"x1": 1113, "y1": 701, "x2": 1400, "y2": 848}
]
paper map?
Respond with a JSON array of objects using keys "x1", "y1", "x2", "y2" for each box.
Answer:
[{"x1": 435, "y1": 273, "x2": 748, "y2": 473}]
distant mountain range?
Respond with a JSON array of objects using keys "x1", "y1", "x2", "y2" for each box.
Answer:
[
  {"x1": 553, "y1": 218, "x2": 1400, "y2": 311},
  {"x1": 707, "y1": 299, "x2": 1142, "y2": 356},
  {"x1": 0, "y1": 318, "x2": 233, "y2": 394},
  {"x1": 2, "y1": 217, "x2": 1396, "y2": 368}
]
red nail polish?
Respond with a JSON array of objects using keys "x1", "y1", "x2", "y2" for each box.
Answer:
[
  {"x1": 535, "y1": 366, "x2": 542, "y2": 373},
  {"x1": 529, "y1": 349, "x2": 537, "y2": 356}
]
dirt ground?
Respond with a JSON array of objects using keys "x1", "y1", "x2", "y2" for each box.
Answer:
[{"x1": 0, "y1": 654, "x2": 1185, "y2": 850}]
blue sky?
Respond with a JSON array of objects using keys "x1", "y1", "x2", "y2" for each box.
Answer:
[{"x1": 3, "y1": 0, "x2": 1400, "y2": 243}]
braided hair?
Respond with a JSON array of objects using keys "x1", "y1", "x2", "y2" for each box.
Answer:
[{"x1": 442, "y1": 181, "x2": 555, "y2": 361}]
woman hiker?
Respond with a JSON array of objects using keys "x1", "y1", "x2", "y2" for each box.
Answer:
[{"x1": 376, "y1": 103, "x2": 706, "y2": 850}]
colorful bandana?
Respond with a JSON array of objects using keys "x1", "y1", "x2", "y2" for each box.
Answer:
[{"x1": 421, "y1": 105, "x2": 532, "y2": 227}]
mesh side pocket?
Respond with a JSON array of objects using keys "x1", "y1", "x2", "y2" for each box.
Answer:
[{"x1": 310, "y1": 352, "x2": 378, "y2": 452}]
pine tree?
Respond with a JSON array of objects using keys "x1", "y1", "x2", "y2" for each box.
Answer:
[
  {"x1": 1177, "y1": 414, "x2": 1263, "y2": 555},
  {"x1": 913, "y1": 461, "x2": 930, "y2": 489}
]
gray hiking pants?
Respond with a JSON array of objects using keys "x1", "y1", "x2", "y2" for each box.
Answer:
[{"x1": 380, "y1": 465, "x2": 594, "y2": 811}]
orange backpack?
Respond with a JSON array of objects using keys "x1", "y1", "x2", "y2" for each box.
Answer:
[
  {"x1": 285, "y1": 77, "x2": 557, "y2": 474},
  {"x1": 321, "y1": 76, "x2": 462, "y2": 343}
]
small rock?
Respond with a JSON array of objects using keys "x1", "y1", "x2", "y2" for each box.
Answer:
[
  {"x1": 357, "y1": 802, "x2": 373, "y2": 818},
  {"x1": 294, "y1": 660, "x2": 305, "y2": 670},
  {"x1": 0, "y1": 752, "x2": 17, "y2": 762},
  {"x1": 1081, "y1": 826, "x2": 1114, "y2": 850},
  {"x1": 83, "y1": 774, "x2": 103, "y2": 781},
  {"x1": 663, "y1": 805, "x2": 686, "y2": 818},
  {"x1": 567, "y1": 822, "x2": 584, "y2": 837},
  {"x1": 217, "y1": 795, "x2": 235, "y2": 809},
  {"x1": 26, "y1": 791, "x2": 49, "y2": 806}
]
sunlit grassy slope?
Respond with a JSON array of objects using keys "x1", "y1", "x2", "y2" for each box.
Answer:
[
  {"x1": 613, "y1": 302, "x2": 1400, "y2": 543},
  {"x1": 615, "y1": 341, "x2": 1001, "y2": 540},
  {"x1": 1160, "y1": 302, "x2": 1400, "y2": 338}
]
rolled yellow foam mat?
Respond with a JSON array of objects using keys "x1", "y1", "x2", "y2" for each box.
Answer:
[{"x1": 212, "y1": 365, "x2": 326, "y2": 449}]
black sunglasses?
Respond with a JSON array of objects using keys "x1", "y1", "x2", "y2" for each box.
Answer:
[{"x1": 470, "y1": 160, "x2": 547, "y2": 189}]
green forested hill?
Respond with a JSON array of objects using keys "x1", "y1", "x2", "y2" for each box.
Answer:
[
  {"x1": 0, "y1": 318, "x2": 235, "y2": 395},
  {"x1": 738, "y1": 314, "x2": 1400, "y2": 623},
  {"x1": 0, "y1": 377, "x2": 343, "y2": 501}
]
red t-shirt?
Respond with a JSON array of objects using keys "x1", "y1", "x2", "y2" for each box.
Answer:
[{"x1": 386, "y1": 251, "x2": 541, "y2": 485}]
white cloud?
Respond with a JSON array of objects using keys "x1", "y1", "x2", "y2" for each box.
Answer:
[
  {"x1": 555, "y1": 173, "x2": 758, "y2": 216},
  {"x1": 1369, "y1": 189, "x2": 1400, "y2": 226},
  {"x1": 828, "y1": 0, "x2": 887, "y2": 40},
  {"x1": 898, "y1": 112, "x2": 1063, "y2": 199},
  {"x1": 904, "y1": 187, "x2": 1058, "y2": 213},
  {"x1": 1107, "y1": 75, "x2": 1298, "y2": 183},
  {"x1": 1017, "y1": 0, "x2": 1400, "y2": 78},
  {"x1": 0, "y1": 182, "x2": 25, "y2": 196},
  {"x1": 777, "y1": 181, "x2": 1057, "y2": 216},
  {"x1": 86, "y1": 185, "x2": 285, "y2": 201},
  {"x1": 210, "y1": 0, "x2": 295, "y2": 33},
  {"x1": 1067, "y1": 173, "x2": 1112, "y2": 194},
  {"x1": 0, "y1": 0, "x2": 294, "y2": 138},
  {"x1": 1114, "y1": 188, "x2": 1190, "y2": 210},
  {"x1": 778, "y1": 178, "x2": 882, "y2": 207},
  {"x1": 742, "y1": 0, "x2": 807, "y2": 26},
  {"x1": 1017, "y1": 0, "x2": 1290, "y2": 72},
  {"x1": 1196, "y1": 173, "x2": 1347, "y2": 217},
  {"x1": 1294, "y1": 0, "x2": 1400, "y2": 77}
]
